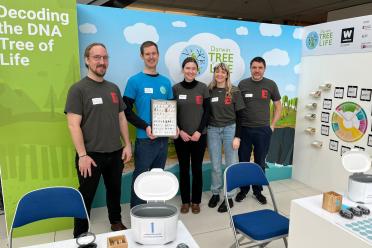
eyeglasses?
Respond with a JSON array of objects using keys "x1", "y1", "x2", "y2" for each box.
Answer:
[{"x1": 90, "y1": 55, "x2": 109, "y2": 61}]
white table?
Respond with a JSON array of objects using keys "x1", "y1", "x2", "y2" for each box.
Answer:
[
  {"x1": 23, "y1": 221, "x2": 199, "y2": 248},
  {"x1": 288, "y1": 194, "x2": 371, "y2": 248}
]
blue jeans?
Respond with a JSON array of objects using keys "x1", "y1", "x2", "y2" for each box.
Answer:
[
  {"x1": 130, "y1": 137, "x2": 168, "y2": 208},
  {"x1": 207, "y1": 124, "x2": 238, "y2": 198}
]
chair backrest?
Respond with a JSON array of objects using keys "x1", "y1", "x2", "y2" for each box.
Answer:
[
  {"x1": 11, "y1": 186, "x2": 88, "y2": 228},
  {"x1": 225, "y1": 162, "x2": 269, "y2": 192}
]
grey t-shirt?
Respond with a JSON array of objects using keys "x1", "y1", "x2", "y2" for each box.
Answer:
[
  {"x1": 65, "y1": 76, "x2": 126, "y2": 153},
  {"x1": 238, "y1": 77, "x2": 281, "y2": 127},
  {"x1": 208, "y1": 86, "x2": 245, "y2": 127},
  {"x1": 173, "y1": 81, "x2": 210, "y2": 135}
]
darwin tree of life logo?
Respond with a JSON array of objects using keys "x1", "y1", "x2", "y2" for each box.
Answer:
[
  {"x1": 179, "y1": 45, "x2": 208, "y2": 75},
  {"x1": 306, "y1": 31, "x2": 319, "y2": 50}
]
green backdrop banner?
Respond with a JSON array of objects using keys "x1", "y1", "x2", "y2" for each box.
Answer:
[{"x1": 0, "y1": 0, "x2": 80, "y2": 237}]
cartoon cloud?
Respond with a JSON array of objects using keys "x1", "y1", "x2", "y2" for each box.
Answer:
[
  {"x1": 165, "y1": 33, "x2": 245, "y2": 84},
  {"x1": 263, "y1": 48, "x2": 290, "y2": 66},
  {"x1": 79, "y1": 23, "x2": 97, "y2": 34},
  {"x1": 123, "y1": 23, "x2": 159, "y2": 44}
]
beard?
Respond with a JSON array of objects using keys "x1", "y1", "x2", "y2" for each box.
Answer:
[
  {"x1": 252, "y1": 74, "x2": 263, "y2": 81},
  {"x1": 90, "y1": 64, "x2": 107, "y2": 77}
]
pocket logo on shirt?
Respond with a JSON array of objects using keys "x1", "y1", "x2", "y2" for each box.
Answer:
[
  {"x1": 144, "y1": 88, "x2": 153, "y2": 94},
  {"x1": 224, "y1": 96, "x2": 232, "y2": 105},
  {"x1": 211, "y1": 97, "x2": 219, "y2": 102},
  {"x1": 179, "y1": 94, "x2": 187, "y2": 100},
  {"x1": 195, "y1": 95, "x2": 203, "y2": 105},
  {"x1": 261, "y1": 89, "x2": 268, "y2": 99},
  {"x1": 245, "y1": 93, "x2": 253, "y2": 98},
  {"x1": 92, "y1": 97, "x2": 103, "y2": 105},
  {"x1": 111, "y1": 92, "x2": 119, "y2": 104},
  {"x1": 160, "y1": 86, "x2": 167, "y2": 95}
]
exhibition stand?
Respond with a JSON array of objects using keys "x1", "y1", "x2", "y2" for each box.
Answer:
[
  {"x1": 0, "y1": 0, "x2": 301, "y2": 237},
  {"x1": 1, "y1": 0, "x2": 372, "y2": 244}
]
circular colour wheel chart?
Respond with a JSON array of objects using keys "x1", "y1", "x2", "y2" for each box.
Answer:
[{"x1": 332, "y1": 102, "x2": 368, "y2": 142}]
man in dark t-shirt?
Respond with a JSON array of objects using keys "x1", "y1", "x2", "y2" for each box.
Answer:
[
  {"x1": 65, "y1": 43, "x2": 132, "y2": 237},
  {"x1": 236, "y1": 56, "x2": 282, "y2": 205}
]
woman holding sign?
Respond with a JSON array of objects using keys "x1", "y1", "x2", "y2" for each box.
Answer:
[
  {"x1": 207, "y1": 63, "x2": 245, "y2": 213},
  {"x1": 173, "y1": 57, "x2": 210, "y2": 214}
]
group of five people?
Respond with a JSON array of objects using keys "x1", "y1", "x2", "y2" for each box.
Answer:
[{"x1": 65, "y1": 41, "x2": 282, "y2": 237}]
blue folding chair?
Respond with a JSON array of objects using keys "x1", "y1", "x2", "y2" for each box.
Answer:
[
  {"x1": 8, "y1": 186, "x2": 90, "y2": 248},
  {"x1": 224, "y1": 162, "x2": 289, "y2": 248}
]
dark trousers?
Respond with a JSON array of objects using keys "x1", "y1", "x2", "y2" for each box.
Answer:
[
  {"x1": 74, "y1": 148, "x2": 124, "y2": 238},
  {"x1": 174, "y1": 134, "x2": 207, "y2": 204},
  {"x1": 238, "y1": 126, "x2": 272, "y2": 195},
  {"x1": 130, "y1": 138, "x2": 168, "y2": 208}
]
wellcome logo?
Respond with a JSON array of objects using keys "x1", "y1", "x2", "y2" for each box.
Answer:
[
  {"x1": 306, "y1": 31, "x2": 319, "y2": 49},
  {"x1": 179, "y1": 45, "x2": 208, "y2": 75},
  {"x1": 341, "y1": 27, "x2": 354, "y2": 43}
]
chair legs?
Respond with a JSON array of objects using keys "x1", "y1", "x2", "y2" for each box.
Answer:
[
  {"x1": 231, "y1": 243, "x2": 238, "y2": 248},
  {"x1": 231, "y1": 230, "x2": 288, "y2": 248},
  {"x1": 283, "y1": 237, "x2": 288, "y2": 248}
]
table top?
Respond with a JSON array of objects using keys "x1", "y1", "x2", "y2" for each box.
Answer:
[
  {"x1": 292, "y1": 194, "x2": 372, "y2": 245},
  {"x1": 23, "y1": 220, "x2": 199, "y2": 248},
  {"x1": 292, "y1": 194, "x2": 371, "y2": 220}
]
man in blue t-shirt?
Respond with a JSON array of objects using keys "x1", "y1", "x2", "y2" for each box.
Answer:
[{"x1": 123, "y1": 41, "x2": 173, "y2": 208}]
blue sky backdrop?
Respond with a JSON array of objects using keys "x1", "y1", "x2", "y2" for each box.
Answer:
[{"x1": 77, "y1": 4, "x2": 302, "y2": 98}]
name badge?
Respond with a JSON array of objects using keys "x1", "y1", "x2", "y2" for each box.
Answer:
[
  {"x1": 179, "y1": 94, "x2": 187, "y2": 100},
  {"x1": 144, "y1": 88, "x2": 153, "y2": 94},
  {"x1": 92, "y1": 97, "x2": 103, "y2": 105},
  {"x1": 245, "y1": 93, "x2": 253, "y2": 98},
  {"x1": 211, "y1": 97, "x2": 219, "y2": 102}
]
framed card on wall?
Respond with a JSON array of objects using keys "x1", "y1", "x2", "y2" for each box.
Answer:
[
  {"x1": 354, "y1": 146, "x2": 365, "y2": 151},
  {"x1": 329, "y1": 139, "x2": 338, "y2": 151},
  {"x1": 321, "y1": 112, "x2": 330, "y2": 123},
  {"x1": 334, "y1": 87, "x2": 344, "y2": 99},
  {"x1": 347, "y1": 86, "x2": 358, "y2": 98},
  {"x1": 321, "y1": 125, "x2": 329, "y2": 136},
  {"x1": 368, "y1": 135, "x2": 372, "y2": 147},
  {"x1": 323, "y1": 98, "x2": 332, "y2": 110},
  {"x1": 360, "y1": 88, "x2": 372, "y2": 101},
  {"x1": 341, "y1": 145, "x2": 351, "y2": 156}
]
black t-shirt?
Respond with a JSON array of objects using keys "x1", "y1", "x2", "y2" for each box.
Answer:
[
  {"x1": 173, "y1": 80, "x2": 210, "y2": 135},
  {"x1": 238, "y1": 77, "x2": 281, "y2": 127},
  {"x1": 208, "y1": 86, "x2": 245, "y2": 127},
  {"x1": 65, "y1": 76, "x2": 126, "y2": 152}
]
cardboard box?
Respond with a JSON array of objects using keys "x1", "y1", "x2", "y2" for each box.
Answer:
[
  {"x1": 107, "y1": 235, "x2": 128, "y2": 248},
  {"x1": 322, "y1": 191, "x2": 342, "y2": 213}
]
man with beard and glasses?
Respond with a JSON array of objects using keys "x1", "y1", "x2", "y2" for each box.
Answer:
[
  {"x1": 65, "y1": 43, "x2": 132, "y2": 237},
  {"x1": 123, "y1": 41, "x2": 173, "y2": 208}
]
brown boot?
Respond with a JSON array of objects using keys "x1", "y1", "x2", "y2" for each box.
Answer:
[
  {"x1": 111, "y1": 221, "x2": 127, "y2": 231},
  {"x1": 180, "y1": 203, "x2": 190, "y2": 214},
  {"x1": 191, "y1": 203, "x2": 200, "y2": 214}
]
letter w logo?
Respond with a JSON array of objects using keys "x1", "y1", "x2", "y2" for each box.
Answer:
[
  {"x1": 341, "y1": 28, "x2": 354, "y2": 43},
  {"x1": 343, "y1": 30, "x2": 353, "y2": 38}
]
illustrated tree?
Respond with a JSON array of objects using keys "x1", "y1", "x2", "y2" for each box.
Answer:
[
  {"x1": 181, "y1": 48, "x2": 206, "y2": 74},
  {"x1": 293, "y1": 97, "x2": 298, "y2": 111},
  {"x1": 281, "y1": 95, "x2": 288, "y2": 117}
]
